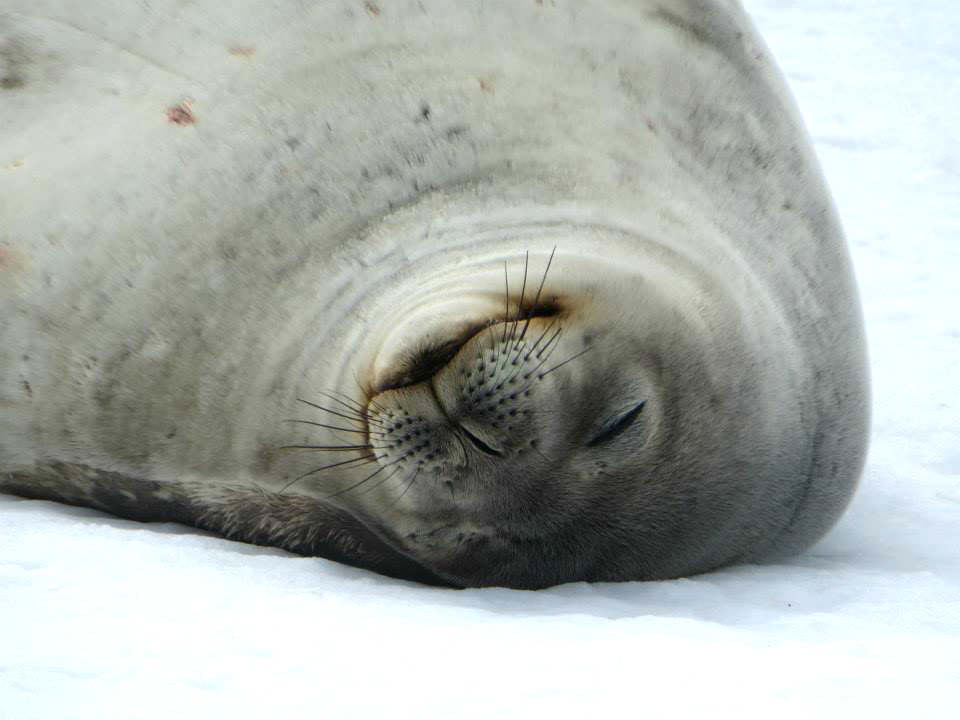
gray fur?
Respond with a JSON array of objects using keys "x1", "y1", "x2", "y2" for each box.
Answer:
[{"x1": 0, "y1": 0, "x2": 868, "y2": 588}]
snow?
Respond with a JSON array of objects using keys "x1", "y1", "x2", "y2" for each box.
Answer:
[{"x1": 2, "y1": 1, "x2": 959, "y2": 717}]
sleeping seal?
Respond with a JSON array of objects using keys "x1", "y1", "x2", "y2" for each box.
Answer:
[{"x1": 0, "y1": 0, "x2": 868, "y2": 588}]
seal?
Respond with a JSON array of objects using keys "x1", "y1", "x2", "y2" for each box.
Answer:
[{"x1": 0, "y1": 0, "x2": 869, "y2": 588}]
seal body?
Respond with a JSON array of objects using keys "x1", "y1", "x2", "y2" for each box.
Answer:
[{"x1": 0, "y1": 0, "x2": 868, "y2": 588}]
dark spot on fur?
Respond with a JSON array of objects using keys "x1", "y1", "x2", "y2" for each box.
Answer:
[
  {"x1": 228, "y1": 45, "x2": 256, "y2": 58},
  {"x1": 652, "y1": 9, "x2": 714, "y2": 50},
  {"x1": 418, "y1": 103, "x2": 431, "y2": 122},
  {"x1": 22, "y1": 380, "x2": 32, "y2": 398},
  {"x1": 365, "y1": 2, "x2": 381, "y2": 16},
  {"x1": 92, "y1": 346, "x2": 132, "y2": 411},
  {"x1": 1, "y1": 74, "x2": 24, "y2": 89},
  {"x1": 255, "y1": 445, "x2": 277, "y2": 474},
  {"x1": 0, "y1": 246, "x2": 23, "y2": 273},
  {"x1": 0, "y1": 35, "x2": 30, "y2": 90},
  {"x1": 445, "y1": 125, "x2": 467, "y2": 140},
  {"x1": 166, "y1": 102, "x2": 195, "y2": 126}
]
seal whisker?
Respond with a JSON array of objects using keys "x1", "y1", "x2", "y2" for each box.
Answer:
[
  {"x1": 533, "y1": 324, "x2": 563, "y2": 361},
  {"x1": 498, "y1": 324, "x2": 562, "y2": 389},
  {"x1": 277, "y1": 444, "x2": 375, "y2": 451},
  {"x1": 389, "y1": 467, "x2": 421, "y2": 508},
  {"x1": 320, "y1": 462, "x2": 401, "y2": 501},
  {"x1": 502, "y1": 260, "x2": 510, "y2": 345},
  {"x1": 283, "y1": 419, "x2": 382, "y2": 436},
  {"x1": 279, "y1": 454, "x2": 377, "y2": 492},
  {"x1": 318, "y1": 390, "x2": 381, "y2": 423},
  {"x1": 539, "y1": 346, "x2": 594, "y2": 379},
  {"x1": 518, "y1": 246, "x2": 557, "y2": 343},
  {"x1": 486, "y1": 324, "x2": 499, "y2": 357},
  {"x1": 325, "y1": 389, "x2": 375, "y2": 416},
  {"x1": 525, "y1": 316, "x2": 560, "y2": 358},
  {"x1": 509, "y1": 250, "x2": 530, "y2": 348},
  {"x1": 297, "y1": 398, "x2": 385, "y2": 429},
  {"x1": 348, "y1": 375, "x2": 391, "y2": 415},
  {"x1": 493, "y1": 326, "x2": 512, "y2": 380},
  {"x1": 367, "y1": 397, "x2": 389, "y2": 413},
  {"x1": 514, "y1": 329, "x2": 564, "y2": 388},
  {"x1": 297, "y1": 455, "x2": 377, "y2": 475},
  {"x1": 358, "y1": 465, "x2": 403, "y2": 497},
  {"x1": 519, "y1": 329, "x2": 565, "y2": 384},
  {"x1": 296, "y1": 397, "x2": 362, "y2": 419}
]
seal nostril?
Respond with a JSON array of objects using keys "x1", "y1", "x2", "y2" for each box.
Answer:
[{"x1": 461, "y1": 427, "x2": 502, "y2": 457}]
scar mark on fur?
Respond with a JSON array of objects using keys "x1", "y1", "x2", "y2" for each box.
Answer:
[
  {"x1": 0, "y1": 74, "x2": 25, "y2": 89},
  {"x1": 0, "y1": 34, "x2": 30, "y2": 90},
  {"x1": 0, "y1": 246, "x2": 24, "y2": 273},
  {"x1": 166, "y1": 102, "x2": 196, "y2": 126}
]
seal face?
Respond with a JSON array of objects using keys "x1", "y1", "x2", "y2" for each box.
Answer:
[{"x1": 0, "y1": 0, "x2": 869, "y2": 588}]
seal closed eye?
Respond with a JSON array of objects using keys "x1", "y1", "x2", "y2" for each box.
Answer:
[{"x1": 587, "y1": 401, "x2": 646, "y2": 447}]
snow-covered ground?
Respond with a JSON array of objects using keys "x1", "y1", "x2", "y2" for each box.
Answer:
[{"x1": 2, "y1": 2, "x2": 958, "y2": 717}]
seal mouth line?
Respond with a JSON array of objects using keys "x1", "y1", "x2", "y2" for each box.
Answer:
[
  {"x1": 424, "y1": 369, "x2": 503, "y2": 462},
  {"x1": 459, "y1": 426, "x2": 503, "y2": 458}
]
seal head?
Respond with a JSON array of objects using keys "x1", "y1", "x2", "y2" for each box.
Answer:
[{"x1": 285, "y1": 241, "x2": 840, "y2": 589}]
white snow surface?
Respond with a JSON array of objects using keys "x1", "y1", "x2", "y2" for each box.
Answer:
[{"x1": 2, "y1": 2, "x2": 958, "y2": 717}]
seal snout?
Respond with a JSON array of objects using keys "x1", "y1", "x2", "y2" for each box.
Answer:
[
  {"x1": 366, "y1": 393, "x2": 467, "y2": 476},
  {"x1": 366, "y1": 317, "x2": 572, "y2": 478},
  {"x1": 436, "y1": 331, "x2": 549, "y2": 457}
]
